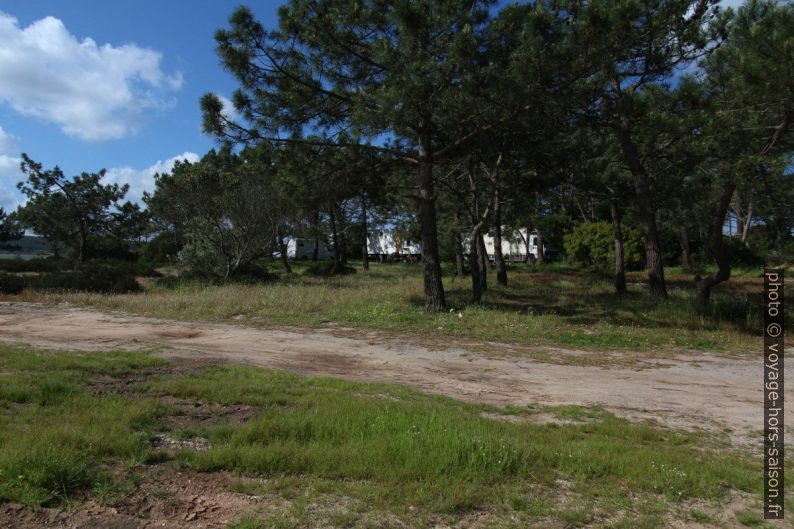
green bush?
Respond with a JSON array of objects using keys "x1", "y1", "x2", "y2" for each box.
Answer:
[
  {"x1": 0, "y1": 261, "x2": 141, "y2": 294},
  {"x1": 97, "y1": 259, "x2": 161, "y2": 278},
  {"x1": 138, "y1": 232, "x2": 182, "y2": 269},
  {"x1": 232, "y1": 261, "x2": 278, "y2": 283},
  {"x1": 564, "y1": 221, "x2": 644, "y2": 270},
  {"x1": 0, "y1": 273, "x2": 28, "y2": 294},
  {"x1": 0, "y1": 257, "x2": 67, "y2": 274},
  {"x1": 535, "y1": 213, "x2": 573, "y2": 258},
  {"x1": 34, "y1": 263, "x2": 141, "y2": 293},
  {"x1": 303, "y1": 260, "x2": 356, "y2": 277},
  {"x1": 723, "y1": 237, "x2": 765, "y2": 268}
]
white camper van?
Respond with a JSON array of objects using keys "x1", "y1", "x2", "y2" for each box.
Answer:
[
  {"x1": 464, "y1": 228, "x2": 540, "y2": 262},
  {"x1": 367, "y1": 230, "x2": 421, "y2": 262},
  {"x1": 279, "y1": 238, "x2": 334, "y2": 260}
]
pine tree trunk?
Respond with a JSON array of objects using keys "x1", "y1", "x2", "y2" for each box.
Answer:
[
  {"x1": 279, "y1": 237, "x2": 292, "y2": 274},
  {"x1": 335, "y1": 204, "x2": 348, "y2": 265},
  {"x1": 312, "y1": 210, "x2": 319, "y2": 261},
  {"x1": 329, "y1": 205, "x2": 343, "y2": 273},
  {"x1": 634, "y1": 174, "x2": 667, "y2": 297},
  {"x1": 454, "y1": 233, "x2": 465, "y2": 278},
  {"x1": 417, "y1": 132, "x2": 446, "y2": 311},
  {"x1": 360, "y1": 194, "x2": 369, "y2": 271},
  {"x1": 477, "y1": 232, "x2": 488, "y2": 293},
  {"x1": 614, "y1": 123, "x2": 667, "y2": 297},
  {"x1": 610, "y1": 201, "x2": 627, "y2": 294},
  {"x1": 493, "y1": 188, "x2": 507, "y2": 286},
  {"x1": 679, "y1": 226, "x2": 695, "y2": 274},
  {"x1": 696, "y1": 182, "x2": 735, "y2": 305},
  {"x1": 535, "y1": 228, "x2": 545, "y2": 264},
  {"x1": 470, "y1": 223, "x2": 485, "y2": 303}
]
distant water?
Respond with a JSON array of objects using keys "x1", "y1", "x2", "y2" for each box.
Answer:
[{"x1": 0, "y1": 254, "x2": 50, "y2": 261}]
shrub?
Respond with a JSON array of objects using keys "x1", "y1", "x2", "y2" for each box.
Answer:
[
  {"x1": 722, "y1": 237, "x2": 765, "y2": 268},
  {"x1": 233, "y1": 261, "x2": 277, "y2": 283},
  {"x1": 0, "y1": 257, "x2": 67, "y2": 274},
  {"x1": 303, "y1": 260, "x2": 356, "y2": 277},
  {"x1": 0, "y1": 261, "x2": 141, "y2": 294},
  {"x1": 34, "y1": 263, "x2": 141, "y2": 293},
  {"x1": 0, "y1": 273, "x2": 28, "y2": 294},
  {"x1": 137, "y1": 233, "x2": 182, "y2": 269},
  {"x1": 95, "y1": 259, "x2": 161, "y2": 278},
  {"x1": 564, "y1": 221, "x2": 644, "y2": 270},
  {"x1": 535, "y1": 213, "x2": 574, "y2": 258}
]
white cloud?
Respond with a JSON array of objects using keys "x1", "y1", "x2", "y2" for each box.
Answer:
[
  {"x1": 0, "y1": 12, "x2": 182, "y2": 141},
  {"x1": 0, "y1": 126, "x2": 22, "y2": 211},
  {"x1": 0, "y1": 155, "x2": 23, "y2": 211},
  {"x1": 106, "y1": 152, "x2": 199, "y2": 204},
  {"x1": 217, "y1": 95, "x2": 242, "y2": 124},
  {"x1": 0, "y1": 125, "x2": 19, "y2": 154}
]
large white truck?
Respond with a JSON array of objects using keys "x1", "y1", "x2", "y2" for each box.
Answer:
[
  {"x1": 366, "y1": 230, "x2": 421, "y2": 262},
  {"x1": 279, "y1": 238, "x2": 334, "y2": 260},
  {"x1": 464, "y1": 228, "x2": 540, "y2": 262}
]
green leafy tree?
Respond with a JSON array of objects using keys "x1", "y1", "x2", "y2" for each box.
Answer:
[
  {"x1": 145, "y1": 147, "x2": 284, "y2": 279},
  {"x1": 0, "y1": 208, "x2": 22, "y2": 246},
  {"x1": 687, "y1": 0, "x2": 794, "y2": 303},
  {"x1": 201, "y1": 1, "x2": 503, "y2": 311},
  {"x1": 564, "y1": 221, "x2": 643, "y2": 270},
  {"x1": 16, "y1": 154, "x2": 130, "y2": 263},
  {"x1": 566, "y1": 0, "x2": 720, "y2": 297}
]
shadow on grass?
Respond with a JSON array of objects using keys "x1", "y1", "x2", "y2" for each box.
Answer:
[{"x1": 414, "y1": 268, "x2": 770, "y2": 336}]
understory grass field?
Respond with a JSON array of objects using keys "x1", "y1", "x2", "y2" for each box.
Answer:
[
  {"x1": 13, "y1": 261, "x2": 790, "y2": 355},
  {"x1": 0, "y1": 344, "x2": 788, "y2": 528}
]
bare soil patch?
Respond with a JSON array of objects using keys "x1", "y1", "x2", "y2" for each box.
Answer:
[
  {"x1": 0, "y1": 466, "x2": 263, "y2": 529},
  {"x1": 0, "y1": 301, "x2": 789, "y2": 447}
]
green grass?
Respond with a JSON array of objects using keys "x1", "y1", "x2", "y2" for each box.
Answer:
[
  {"x1": 14, "y1": 261, "x2": 788, "y2": 355},
  {"x1": 0, "y1": 343, "x2": 784, "y2": 527},
  {"x1": 145, "y1": 363, "x2": 764, "y2": 523},
  {"x1": 0, "y1": 345, "x2": 169, "y2": 506}
]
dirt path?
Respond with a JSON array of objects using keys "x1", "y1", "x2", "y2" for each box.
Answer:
[{"x1": 0, "y1": 301, "x2": 787, "y2": 445}]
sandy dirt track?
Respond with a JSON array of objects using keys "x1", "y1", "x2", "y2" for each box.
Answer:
[{"x1": 0, "y1": 301, "x2": 787, "y2": 444}]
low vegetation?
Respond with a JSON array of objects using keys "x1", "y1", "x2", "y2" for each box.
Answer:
[
  {"x1": 0, "y1": 257, "x2": 154, "y2": 294},
  {"x1": 11, "y1": 262, "x2": 787, "y2": 356},
  {"x1": 0, "y1": 344, "x2": 787, "y2": 528},
  {"x1": 0, "y1": 347, "x2": 167, "y2": 506}
]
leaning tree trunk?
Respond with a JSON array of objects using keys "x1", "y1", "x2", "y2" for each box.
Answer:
[
  {"x1": 454, "y1": 233, "x2": 465, "y2": 278},
  {"x1": 610, "y1": 201, "x2": 627, "y2": 294},
  {"x1": 360, "y1": 194, "x2": 369, "y2": 271},
  {"x1": 493, "y1": 187, "x2": 507, "y2": 286},
  {"x1": 417, "y1": 132, "x2": 446, "y2": 311},
  {"x1": 615, "y1": 122, "x2": 667, "y2": 297},
  {"x1": 695, "y1": 181, "x2": 736, "y2": 305},
  {"x1": 329, "y1": 205, "x2": 343, "y2": 274},
  {"x1": 740, "y1": 201, "x2": 752, "y2": 245},
  {"x1": 679, "y1": 226, "x2": 695, "y2": 274}
]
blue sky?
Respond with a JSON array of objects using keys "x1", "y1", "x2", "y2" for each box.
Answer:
[{"x1": 0, "y1": 1, "x2": 282, "y2": 210}]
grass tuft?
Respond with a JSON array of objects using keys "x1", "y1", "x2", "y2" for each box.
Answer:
[{"x1": 14, "y1": 262, "x2": 787, "y2": 355}]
